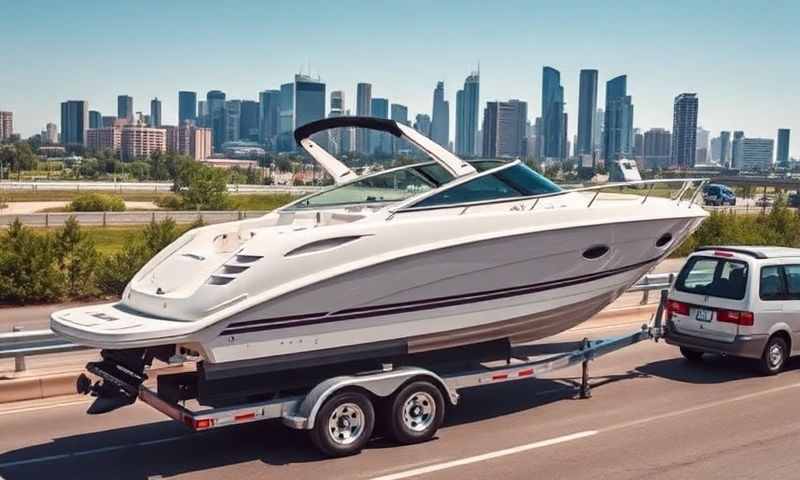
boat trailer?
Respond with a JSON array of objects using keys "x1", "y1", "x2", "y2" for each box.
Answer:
[{"x1": 122, "y1": 291, "x2": 669, "y2": 456}]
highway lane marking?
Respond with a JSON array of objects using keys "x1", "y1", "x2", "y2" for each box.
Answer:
[
  {"x1": 0, "y1": 399, "x2": 90, "y2": 417},
  {"x1": 0, "y1": 436, "x2": 186, "y2": 469},
  {"x1": 371, "y1": 381, "x2": 800, "y2": 479},
  {"x1": 369, "y1": 431, "x2": 599, "y2": 480}
]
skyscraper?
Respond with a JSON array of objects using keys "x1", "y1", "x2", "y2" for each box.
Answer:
[
  {"x1": 60, "y1": 100, "x2": 88, "y2": 145},
  {"x1": 741, "y1": 138, "x2": 774, "y2": 171},
  {"x1": 577, "y1": 69, "x2": 598, "y2": 156},
  {"x1": 643, "y1": 128, "x2": 671, "y2": 169},
  {"x1": 89, "y1": 110, "x2": 102, "y2": 129},
  {"x1": 670, "y1": 93, "x2": 699, "y2": 168},
  {"x1": 720, "y1": 131, "x2": 731, "y2": 167},
  {"x1": 455, "y1": 71, "x2": 480, "y2": 156},
  {"x1": 541, "y1": 67, "x2": 564, "y2": 159},
  {"x1": 430, "y1": 81, "x2": 449, "y2": 148},
  {"x1": 604, "y1": 75, "x2": 633, "y2": 161},
  {"x1": 777, "y1": 128, "x2": 790, "y2": 167},
  {"x1": 44, "y1": 123, "x2": 58, "y2": 144},
  {"x1": 593, "y1": 109, "x2": 604, "y2": 153},
  {"x1": 390, "y1": 103, "x2": 409, "y2": 154},
  {"x1": 414, "y1": 114, "x2": 431, "y2": 137},
  {"x1": 356, "y1": 83, "x2": 372, "y2": 153},
  {"x1": 240, "y1": 100, "x2": 260, "y2": 141},
  {"x1": 732, "y1": 131, "x2": 745, "y2": 169},
  {"x1": 696, "y1": 126, "x2": 709, "y2": 165},
  {"x1": 224, "y1": 100, "x2": 241, "y2": 143},
  {"x1": 178, "y1": 91, "x2": 197, "y2": 125},
  {"x1": 150, "y1": 98, "x2": 162, "y2": 127},
  {"x1": 276, "y1": 74, "x2": 326, "y2": 151},
  {"x1": 482, "y1": 100, "x2": 528, "y2": 158},
  {"x1": 369, "y1": 98, "x2": 390, "y2": 155},
  {"x1": 0, "y1": 111, "x2": 12, "y2": 141},
  {"x1": 117, "y1": 95, "x2": 133, "y2": 122},
  {"x1": 328, "y1": 91, "x2": 347, "y2": 154},
  {"x1": 258, "y1": 90, "x2": 280, "y2": 148},
  {"x1": 206, "y1": 90, "x2": 226, "y2": 151}
]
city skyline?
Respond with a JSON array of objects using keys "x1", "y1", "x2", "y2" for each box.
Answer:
[{"x1": 2, "y1": 1, "x2": 799, "y2": 156}]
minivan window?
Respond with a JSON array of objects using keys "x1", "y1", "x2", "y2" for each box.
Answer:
[
  {"x1": 785, "y1": 265, "x2": 800, "y2": 297},
  {"x1": 675, "y1": 256, "x2": 748, "y2": 300},
  {"x1": 760, "y1": 266, "x2": 786, "y2": 301}
]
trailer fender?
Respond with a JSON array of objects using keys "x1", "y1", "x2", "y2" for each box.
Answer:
[{"x1": 283, "y1": 366, "x2": 455, "y2": 430}]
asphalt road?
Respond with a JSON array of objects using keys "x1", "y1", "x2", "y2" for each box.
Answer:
[{"x1": 1, "y1": 311, "x2": 797, "y2": 480}]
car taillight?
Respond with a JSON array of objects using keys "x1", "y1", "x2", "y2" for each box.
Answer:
[
  {"x1": 717, "y1": 309, "x2": 754, "y2": 326},
  {"x1": 667, "y1": 300, "x2": 690, "y2": 316}
]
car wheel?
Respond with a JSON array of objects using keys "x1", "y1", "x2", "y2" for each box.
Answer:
[
  {"x1": 758, "y1": 336, "x2": 788, "y2": 376},
  {"x1": 680, "y1": 347, "x2": 704, "y2": 363}
]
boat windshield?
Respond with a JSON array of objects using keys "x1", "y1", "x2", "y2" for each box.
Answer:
[
  {"x1": 287, "y1": 160, "x2": 505, "y2": 210},
  {"x1": 409, "y1": 163, "x2": 561, "y2": 208}
]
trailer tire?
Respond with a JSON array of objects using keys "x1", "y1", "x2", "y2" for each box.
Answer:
[
  {"x1": 387, "y1": 381, "x2": 445, "y2": 445},
  {"x1": 310, "y1": 391, "x2": 375, "y2": 457}
]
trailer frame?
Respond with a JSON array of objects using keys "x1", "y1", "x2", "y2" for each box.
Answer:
[{"x1": 133, "y1": 291, "x2": 667, "y2": 455}]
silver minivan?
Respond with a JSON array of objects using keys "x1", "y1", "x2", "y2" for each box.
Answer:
[{"x1": 665, "y1": 246, "x2": 800, "y2": 375}]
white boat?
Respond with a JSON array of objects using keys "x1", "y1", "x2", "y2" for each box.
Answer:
[{"x1": 51, "y1": 117, "x2": 707, "y2": 410}]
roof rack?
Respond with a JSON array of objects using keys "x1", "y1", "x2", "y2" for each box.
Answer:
[{"x1": 694, "y1": 246, "x2": 768, "y2": 259}]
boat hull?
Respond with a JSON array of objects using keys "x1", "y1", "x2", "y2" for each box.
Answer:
[{"x1": 200, "y1": 216, "x2": 696, "y2": 364}]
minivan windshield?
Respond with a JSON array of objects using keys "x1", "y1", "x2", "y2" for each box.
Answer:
[{"x1": 675, "y1": 256, "x2": 748, "y2": 300}]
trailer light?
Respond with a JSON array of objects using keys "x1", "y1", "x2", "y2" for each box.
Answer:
[
  {"x1": 717, "y1": 309, "x2": 754, "y2": 326},
  {"x1": 667, "y1": 300, "x2": 690, "y2": 316},
  {"x1": 234, "y1": 412, "x2": 256, "y2": 422},
  {"x1": 492, "y1": 373, "x2": 508, "y2": 381},
  {"x1": 517, "y1": 368, "x2": 534, "y2": 377},
  {"x1": 194, "y1": 418, "x2": 213, "y2": 429}
]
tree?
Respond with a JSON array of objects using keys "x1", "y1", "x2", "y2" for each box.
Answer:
[
  {"x1": 173, "y1": 160, "x2": 230, "y2": 210},
  {"x1": 54, "y1": 217, "x2": 99, "y2": 297}
]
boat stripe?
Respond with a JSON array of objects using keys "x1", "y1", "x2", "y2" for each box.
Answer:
[{"x1": 220, "y1": 255, "x2": 662, "y2": 336}]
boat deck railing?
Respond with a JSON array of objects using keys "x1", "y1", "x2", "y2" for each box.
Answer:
[{"x1": 391, "y1": 178, "x2": 708, "y2": 216}]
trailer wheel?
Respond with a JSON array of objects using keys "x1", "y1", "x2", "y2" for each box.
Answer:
[
  {"x1": 310, "y1": 391, "x2": 375, "y2": 457},
  {"x1": 387, "y1": 381, "x2": 445, "y2": 445}
]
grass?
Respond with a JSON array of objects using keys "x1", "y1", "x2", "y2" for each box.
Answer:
[
  {"x1": 31, "y1": 226, "x2": 141, "y2": 255},
  {"x1": 3, "y1": 190, "x2": 175, "y2": 203},
  {"x1": 228, "y1": 193, "x2": 298, "y2": 211}
]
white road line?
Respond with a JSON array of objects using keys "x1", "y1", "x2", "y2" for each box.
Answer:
[
  {"x1": 369, "y1": 431, "x2": 598, "y2": 480},
  {"x1": 0, "y1": 436, "x2": 186, "y2": 469},
  {"x1": 0, "y1": 399, "x2": 89, "y2": 417}
]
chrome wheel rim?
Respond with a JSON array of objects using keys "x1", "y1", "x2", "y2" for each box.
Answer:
[
  {"x1": 328, "y1": 402, "x2": 365, "y2": 445},
  {"x1": 402, "y1": 392, "x2": 436, "y2": 432},
  {"x1": 769, "y1": 344, "x2": 784, "y2": 368}
]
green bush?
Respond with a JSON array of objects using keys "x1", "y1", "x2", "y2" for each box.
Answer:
[
  {"x1": 672, "y1": 197, "x2": 800, "y2": 257},
  {"x1": 95, "y1": 217, "x2": 198, "y2": 296},
  {"x1": 0, "y1": 219, "x2": 64, "y2": 303},
  {"x1": 69, "y1": 193, "x2": 126, "y2": 212}
]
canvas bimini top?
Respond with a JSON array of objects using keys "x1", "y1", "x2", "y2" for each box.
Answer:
[{"x1": 294, "y1": 116, "x2": 477, "y2": 184}]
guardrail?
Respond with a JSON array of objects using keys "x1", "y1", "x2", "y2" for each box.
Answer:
[
  {"x1": 0, "y1": 210, "x2": 272, "y2": 227},
  {"x1": 0, "y1": 272, "x2": 678, "y2": 372},
  {"x1": 0, "y1": 180, "x2": 323, "y2": 194}
]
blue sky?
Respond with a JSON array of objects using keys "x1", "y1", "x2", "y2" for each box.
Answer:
[{"x1": 2, "y1": 0, "x2": 799, "y2": 155}]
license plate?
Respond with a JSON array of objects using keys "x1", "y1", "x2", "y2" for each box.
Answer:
[{"x1": 695, "y1": 309, "x2": 713, "y2": 322}]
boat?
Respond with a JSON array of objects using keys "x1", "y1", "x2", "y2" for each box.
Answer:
[{"x1": 50, "y1": 116, "x2": 707, "y2": 412}]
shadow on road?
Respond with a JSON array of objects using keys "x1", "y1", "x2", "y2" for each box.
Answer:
[
  {"x1": 638, "y1": 354, "x2": 800, "y2": 383},
  {"x1": 0, "y1": 374, "x2": 651, "y2": 478}
]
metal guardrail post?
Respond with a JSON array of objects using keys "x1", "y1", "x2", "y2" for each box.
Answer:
[
  {"x1": 12, "y1": 326, "x2": 26, "y2": 372},
  {"x1": 640, "y1": 276, "x2": 650, "y2": 305}
]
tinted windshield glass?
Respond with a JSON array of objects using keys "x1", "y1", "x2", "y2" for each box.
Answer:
[
  {"x1": 675, "y1": 256, "x2": 748, "y2": 300},
  {"x1": 290, "y1": 169, "x2": 435, "y2": 209},
  {"x1": 412, "y1": 163, "x2": 560, "y2": 208}
]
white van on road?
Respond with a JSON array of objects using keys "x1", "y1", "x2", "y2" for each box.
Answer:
[{"x1": 665, "y1": 246, "x2": 800, "y2": 375}]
